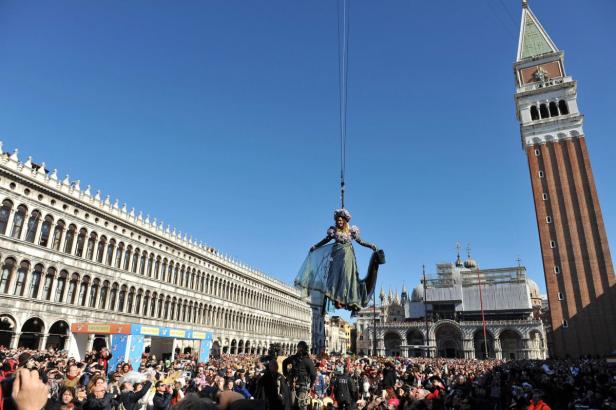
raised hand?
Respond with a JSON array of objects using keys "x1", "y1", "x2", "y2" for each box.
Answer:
[{"x1": 12, "y1": 369, "x2": 48, "y2": 410}]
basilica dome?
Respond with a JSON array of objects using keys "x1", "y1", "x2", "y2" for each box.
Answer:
[
  {"x1": 528, "y1": 279, "x2": 541, "y2": 299},
  {"x1": 411, "y1": 284, "x2": 424, "y2": 302}
]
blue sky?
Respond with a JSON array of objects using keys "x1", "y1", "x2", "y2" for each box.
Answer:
[{"x1": 1, "y1": 1, "x2": 615, "y2": 312}]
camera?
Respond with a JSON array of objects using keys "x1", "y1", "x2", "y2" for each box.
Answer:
[{"x1": 260, "y1": 343, "x2": 282, "y2": 365}]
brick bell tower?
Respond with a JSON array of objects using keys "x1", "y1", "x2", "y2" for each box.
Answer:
[{"x1": 513, "y1": 1, "x2": 616, "y2": 358}]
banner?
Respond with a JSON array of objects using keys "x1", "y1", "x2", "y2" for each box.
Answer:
[
  {"x1": 108, "y1": 334, "x2": 129, "y2": 372},
  {"x1": 128, "y1": 335, "x2": 145, "y2": 371}
]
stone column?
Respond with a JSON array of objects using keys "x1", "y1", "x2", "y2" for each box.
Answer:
[
  {"x1": 494, "y1": 338, "x2": 502, "y2": 360},
  {"x1": 45, "y1": 223, "x2": 57, "y2": 249},
  {"x1": 18, "y1": 213, "x2": 30, "y2": 241},
  {"x1": 104, "y1": 287, "x2": 112, "y2": 310},
  {"x1": 83, "y1": 282, "x2": 92, "y2": 308},
  {"x1": 21, "y1": 265, "x2": 33, "y2": 297},
  {"x1": 55, "y1": 226, "x2": 66, "y2": 252},
  {"x1": 49, "y1": 276, "x2": 59, "y2": 302},
  {"x1": 39, "y1": 334, "x2": 48, "y2": 350},
  {"x1": 463, "y1": 339, "x2": 475, "y2": 359},
  {"x1": 521, "y1": 338, "x2": 532, "y2": 359},
  {"x1": 149, "y1": 297, "x2": 156, "y2": 318},
  {"x1": 377, "y1": 338, "x2": 385, "y2": 356},
  {"x1": 6, "y1": 264, "x2": 19, "y2": 295},
  {"x1": 32, "y1": 216, "x2": 43, "y2": 244},
  {"x1": 35, "y1": 272, "x2": 46, "y2": 300},
  {"x1": 11, "y1": 332, "x2": 21, "y2": 349},
  {"x1": 70, "y1": 227, "x2": 80, "y2": 255},
  {"x1": 5, "y1": 209, "x2": 15, "y2": 237},
  {"x1": 86, "y1": 334, "x2": 95, "y2": 352},
  {"x1": 61, "y1": 278, "x2": 71, "y2": 304},
  {"x1": 108, "y1": 245, "x2": 116, "y2": 268}
]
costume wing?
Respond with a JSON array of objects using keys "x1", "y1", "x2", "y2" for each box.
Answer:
[{"x1": 294, "y1": 244, "x2": 334, "y2": 297}]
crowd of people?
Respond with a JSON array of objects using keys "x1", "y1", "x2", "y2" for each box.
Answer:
[{"x1": 1, "y1": 343, "x2": 615, "y2": 410}]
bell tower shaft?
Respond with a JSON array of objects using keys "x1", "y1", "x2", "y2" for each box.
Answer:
[{"x1": 514, "y1": 3, "x2": 616, "y2": 357}]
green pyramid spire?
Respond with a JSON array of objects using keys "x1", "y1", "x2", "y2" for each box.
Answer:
[{"x1": 517, "y1": 6, "x2": 558, "y2": 61}]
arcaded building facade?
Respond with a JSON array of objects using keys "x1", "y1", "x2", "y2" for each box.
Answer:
[
  {"x1": 0, "y1": 144, "x2": 311, "y2": 355},
  {"x1": 355, "y1": 254, "x2": 547, "y2": 360}
]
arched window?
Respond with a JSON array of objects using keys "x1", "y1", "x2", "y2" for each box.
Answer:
[
  {"x1": 96, "y1": 236, "x2": 107, "y2": 263},
  {"x1": 86, "y1": 232, "x2": 98, "y2": 260},
  {"x1": 161, "y1": 259, "x2": 168, "y2": 282},
  {"x1": 157, "y1": 295, "x2": 164, "y2": 318},
  {"x1": 55, "y1": 271, "x2": 68, "y2": 302},
  {"x1": 42, "y1": 268, "x2": 55, "y2": 301},
  {"x1": 78, "y1": 276, "x2": 90, "y2": 306},
  {"x1": 549, "y1": 101, "x2": 559, "y2": 117},
  {"x1": 25, "y1": 211, "x2": 41, "y2": 243},
  {"x1": 0, "y1": 258, "x2": 16, "y2": 293},
  {"x1": 99, "y1": 281, "x2": 110, "y2": 309},
  {"x1": 147, "y1": 254, "x2": 154, "y2": 277},
  {"x1": 29, "y1": 264, "x2": 43, "y2": 299},
  {"x1": 530, "y1": 105, "x2": 539, "y2": 121},
  {"x1": 75, "y1": 229, "x2": 87, "y2": 257},
  {"x1": 90, "y1": 279, "x2": 100, "y2": 308},
  {"x1": 127, "y1": 287, "x2": 135, "y2": 314},
  {"x1": 164, "y1": 297, "x2": 170, "y2": 319},
  {"x1": 539, "y1": 104, "x2": 549, "y2": 119},
  {"x1": 106, "y1": 239, "x2": 115, "y2": 266},
  {"x1": 559, "y1": 99, "x2": 569, "y2": 115},
  {"x1": 154, "y1": 257, "x2": 161, "y2": 280},
  {"x1": 132, "y1": 248, "x2": 140, "y2": 273},
  {"x1": 39, "y1": 215, "x2": 54, "y2": 247},
  {"x1": 173, "y1": 265, "x2": 179, "y2": 285},
  {"x1": 11, "y1": 205, "x2": 27, "y2": 239},
  {"x1": 144, "y1": 291, "x2": 151, "y2": 316},
  {"x1": 66, "y1": 273, "x2": 80, "y2": 304},
  {"x1": 51, "y1": 220, "x2": 65, "y2": 251},
  {"x1": 109, "y1": 283, "x2": 119, "y2": 310},
  {"x1": 135, "y1": 289, "x2": 143, "y2": 315},
  {"x1": 167, "y1": 261, "x2": 174, "y2": 283},
  {"x1": 63, "y1": 224, "x2": 77, "y2": 253},
  {"x1": 124, "y1": 245, "x2": 132, "y2": 271},
  {"x1": 0, "y1": 200, "x2": 13, "y2": 235},
  {"x1": 115, "y1": 243, "x2": 125, "y2": 269},
  {"x1": 139, "y1": 251, "x2": 147, "y2": 275},
  {"x1": 118, "y1": 285, "x2": 127, "y2": 312},
  {"x1": 170, "y1": 298, "x2": 177, "y2": 320},
  {"x1": 12, "y1": 260, "x2": 29, "y2": 296}
]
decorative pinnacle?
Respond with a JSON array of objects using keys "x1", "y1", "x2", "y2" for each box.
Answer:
[
  {"x1": 466, "y1": 243, "x2": 472, "y2": 258},
  {"x1": 522, "y1": 0, "x2": 528, "y2": 8}
]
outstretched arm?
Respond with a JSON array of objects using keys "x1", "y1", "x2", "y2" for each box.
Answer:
[
  {"x1": 310, "y1": 237, "x2": 331, "y2": 251},
  {"x1": 354, "y1": 236, "x2": 377, "y2": 251}
]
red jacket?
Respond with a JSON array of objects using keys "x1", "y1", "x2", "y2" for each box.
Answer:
[{"x1": 528, "y1": 400, "x2": 551, "y2": 410}]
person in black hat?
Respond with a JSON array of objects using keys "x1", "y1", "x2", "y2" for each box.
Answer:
[
  {"x1": 255, "y1": 359, "x2": 291, "y2": 410},
  {"x1": 333, "y1": 366, "x2": 357, "y2": 410},
  {"x1": 282, "y1": 341, "x2": 315, "y2": 410},
  {"x1": 17, "y1": 353, "x2": 35, "y2": 370}
]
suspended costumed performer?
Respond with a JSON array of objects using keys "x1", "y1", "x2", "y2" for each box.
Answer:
[{"x1": 295, "y1": 208, "x2": 385, "y2": 312}]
